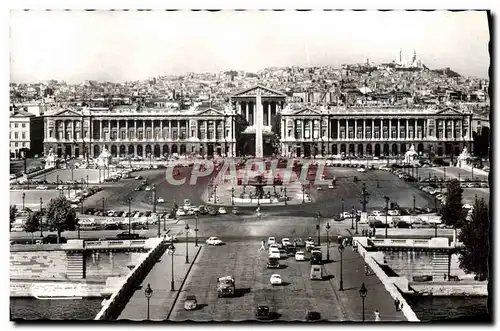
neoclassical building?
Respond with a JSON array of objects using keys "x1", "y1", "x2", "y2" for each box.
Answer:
[
  {"x1": 280, "y1": 104, "x2": 474, "y2": 158},
  {"x1": 43, "y1": 104, "x2": 236, "y2": 159}
]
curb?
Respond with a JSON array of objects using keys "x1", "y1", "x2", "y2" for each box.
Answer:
[{"x1": 166, "y1": 245, "x2": 203, "y2": 321}]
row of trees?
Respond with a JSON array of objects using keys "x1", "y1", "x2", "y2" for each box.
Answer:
[
  {"x1": 441, "y1": 179, "x2": 489, "y2": 280},
  {"x1": 11, "y1": 196, "x2": 79, "y2": 244}
]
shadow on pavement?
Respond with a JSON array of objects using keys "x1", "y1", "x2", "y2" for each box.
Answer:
[
  {"x1": 322, "y1": 275, "x2": 335, "y2": 281},
  {"x1": 233, "y1": 287, "x2": 251, "y2": 297},
  {"x1": 195, "y1": 304, "x2": 208, "y2": 310},
  {"x1": 276, "y1": 264, "x2": 288, "y2": 269},
  {"x1": 278, "y1": 282, "x2": 291, "y2": 286}
]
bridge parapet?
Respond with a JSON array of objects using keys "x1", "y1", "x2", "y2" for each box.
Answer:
[{"x1": 95, "y1": 238, "x2": 165, "y2": 320}]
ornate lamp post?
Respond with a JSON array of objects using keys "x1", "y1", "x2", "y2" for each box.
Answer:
[
  {"x1": 101, "y1": 197, "x2": 105, "y2": 213},
  {"x1": 325, "y1": 222, "x2": 331, "y2": 261},
  {"x1": 185, "y1": 223, "x2": 190, "y2": 264},
  {"x1": 351, "y1": 206, "x2": 355, "y2": 230},
  {"x1": 316, "y1": 211, "x2": 321, "y2": 245},
  {"x1": 284, "y1": 187, "x2": 287, "y2": 206},
  {"x1": 302, "y1": 184, "x2": 305, "y2": 203},
  {"x1": 231, "y1": 187, "x2": 234, "y2": 206},
  {"x1": 127, "y1": 197, "x2": 133, "y2": 236},
  {"x1": 355, "y1": 215, "x2": 360, "y2": 235},
  {"x1": 39, "y1": 197, "x2": 43, "y2": 238},
  {"x1": 86, "y1": 175, "x2": 89, "y2": 188},
  {"x1": 384, "y1": 196, "x2": 390, "y2": 238},
  {"x1": 214, "y1": 184, "x2": 218, "y2": 203},
  {"x1": 167, "y1": 243, "x2": 176, "y2": 291},
  {"x1": 22, "y1": 193, "x2": 25, "y2": 210},
  {"x1": 195, "y1": 214, "x2": 199, "y2": 247},
  {"x1": 359, "y1": 283, "x2": 367, "y2": 322},
  {"x1": 144, "y1": 283, "x2": 153, "y2": 320},
  {"x1": 341, "y1": 198, "x2": 345, "y2": 220},
  {"x1": 338, "y1": 243, "x2": 345, "y2": 291}
]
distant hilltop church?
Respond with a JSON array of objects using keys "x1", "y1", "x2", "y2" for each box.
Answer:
[{"x1": 394, "y1": 48, "x2": 423, "y2": 69}]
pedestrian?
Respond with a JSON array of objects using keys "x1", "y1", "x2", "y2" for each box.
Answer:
[
  {"x1": 353, "y1": 240, "x2": 358, "y2": 252},
  {"x1": 394, "y1": 298, "x2": 400, "y2": 311},
  {"x1": 260, "y1": 240, "x2": 266, "y2": 251},
  {"x1": 374, "y1": 310, "x2": 381, "y2": 322}
]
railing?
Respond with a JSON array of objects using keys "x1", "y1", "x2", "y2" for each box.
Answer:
[{"x1": 84, "y1": 240, "x2": 147, "y2": 249}]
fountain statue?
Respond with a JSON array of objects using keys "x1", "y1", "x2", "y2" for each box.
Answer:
[
  {"x1": 404, "y1": 144, "x2": 418, "y2": 164},
  {"x1": 456, "y1": 147, "x2": 471, "y2": 167},
  {"x1": 97, "y1": 146, "x2": 112, "y2": 167},
  {"x1": 45, "y1": 148, "x2": 57, "y2": 169}
]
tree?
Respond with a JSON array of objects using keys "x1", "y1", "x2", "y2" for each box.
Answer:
[
  {"x1": 45, "y1": 196, "x2": 78, "y2": 243},
  {"x1": 458, "y1": 198, "x2": 489, "y2": 280},
  {"x1": 10, "y1": 205, "x2": 17, "y2": 231},
  {"x1": 25, "y1": 211, "x2": 42, "y2": 244},
  {"x1": 234, "y1": 114, "x2": 249, "y2": 156},
  {"x1": 441, "y1": 179, "x2": 467, "y2": 241}
]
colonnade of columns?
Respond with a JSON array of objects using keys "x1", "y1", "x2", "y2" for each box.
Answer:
[{"x1": 281, "y1": 117, "x2": 470, "y2": 141}]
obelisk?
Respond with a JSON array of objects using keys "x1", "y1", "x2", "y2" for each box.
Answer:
[{"x1": 255, "y1": 89, "x2": 264, "y2": 158}]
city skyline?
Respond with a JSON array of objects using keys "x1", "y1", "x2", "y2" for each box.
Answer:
[{"x1": 10, "y1": 10, "x2": 490, "y2": 84}]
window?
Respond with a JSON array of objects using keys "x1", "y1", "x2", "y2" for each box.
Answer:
[
  {"x1": 15, "y1": 142, "x2": 18, "y2": 147},
  {"x1": 121, "y1": 131, "x2": 126, "y2": 140},
  {"x1": 22, "y1": 123, "x2": 26, "y2": 128},
  {"x1": 226, "y1": 129, "x2": 230, "y2": 138},
  {"x1": 84, "y1": 130, "x2": 88, "y2": 138},
  {"x1": 14, "y1": 132, "x2": 18, "y2": 139},
  {"x1": 288, "y1": 129, "x2": 292, "y2": 137},
  {"x1": 49, "y1": 130, "x2": 53, "y2": 138},
  {"x1": 22, "y1": 142, "x2": 26, "y2": 147},
  {"x1": 22, "y1": 132, "x2": 26, "y2": 139},
  {"x1": 191, "y1": 129, "x2": 195, "y2": 138},
  {"x1": 15, "y1": 123, "x2": 18, "y2": 128}
]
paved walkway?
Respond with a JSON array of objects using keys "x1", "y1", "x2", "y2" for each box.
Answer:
[
  {"x1": 321, "y1": 242, "x2": 407, "y2": 322},
  {"x1": 118, "y1": 243, "x2": 201, "y2": 321}
]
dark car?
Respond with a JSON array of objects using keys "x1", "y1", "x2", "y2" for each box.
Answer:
[
  {"x1": 286, "y1": 245, "x2": 296, "y2": 256},
  {"x1": 208, "y1": 208, "x2": 218, "y2": 216},
  {"x1": 198, "y1": 206, "x2": 208, "y2": 215},
  {"x1": 396, "y1": 221, "x2": 412, "y2": 228},
  {"x1": 256, "y1": 305, "x2": 271, "y2": 320},
  {"x1": 116, "y1": 232, "x2": 140, "y2": 240},
  {"x1": 42, "y1": 235, "x2": 67, "y2": 244},
  {"x1": 105, "y1": 223, "x2": 120, "y2": 230},
  {"x1": 305, "y1": 311, "x2": 322, "y2": 321},
  {"x1": 294, "y1": 238, "x2": 306, "y2": 248},
  {"x1": 369, "y1": 220, "x2": 389, "y2": 228},
  {"x1": 267, "y1": 257, "x2": 280, "y2": 269}
]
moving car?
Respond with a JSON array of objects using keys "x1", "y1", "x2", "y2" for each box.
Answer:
[
  {"x1": 255, "y1": 305, "x2": 271, "y2": 320},
  {"x1": 217, "y1": 275, "x2": 235, "y2": 298},
  {"x1": 157, "y1": 197, "x2": 165, "y2": 203},
  {"x1": 294, "y1": 238, "x2": 305, "y2": 247},
  {"x1": 116, "y1": 232, "x2": 140, "y2": 240},
  {"x1": 305, "y1": 311, "x2": 322, "y2": 322},
  {"x1": 270, "y1": 274, "x2": 282, "y2": 285},
  {"x1": 267, "y1": 237, "x2": 276, "y2": 245},
  {"x1": 357, "y1": 167, "x2": 366, "y2": 172},
  {"x1": 269, "y1": 247, "x2": 280, "y2": 259},
  {"x1": 36, "y1": 186, "x2": 48, "y2": 190},
  {"x1": 310, "y1": 265, "x2": 323, "y2": 280},
  {"x1": 134, "y1": 176, "x2": 143, "y2": 180},
  {"x1": 184, "y1": 295, "x2": 198, "y2": 311},
  {"x1": 295, "y1": 251, "x2": 306, "y2": 261},
  {"x1": 266, "y1": 257, "x2": 280, "y2": 269},
  {"x1": 145, "y1": 186, "x2": 151, "y2": 191},
  {"x1": 163, "y1": 234, "x2": 178, "y2": 242},
  {"x1": 305, "y1": 237, "x2": 315, "y2": 249},
  {"x1": 340, "y1": 212, "x2": 352, "y2": 219},
  {"x1": 281, "y1": 238, "x2": 291, "y2": 246},
  {"x1": 11, "y1": 225, "x2": 25, "y2": 232},
  {"x1": 206, "y1": 237, "x2": 223, "y2": 245},
  {"x1": 176, "y1": 209, "x2": 186, "y2": 217},
  {"x1": 218, "y1": 207, "x2": 227, "y2": 214}
]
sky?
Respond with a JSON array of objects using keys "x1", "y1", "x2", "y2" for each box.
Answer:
[{"x1": 9, "y1": 10, "x2": 490, "y2": 84}]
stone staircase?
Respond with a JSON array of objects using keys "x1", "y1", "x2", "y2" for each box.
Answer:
[
  {"x1": 66, "y1": 253, "x2": 85, "y2": 279},
  {"x1": 432, "y1": 253, "x2": 449, "y2": 280}
]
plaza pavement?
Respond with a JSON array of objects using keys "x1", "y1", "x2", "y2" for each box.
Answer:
[{"x1": 118, "y1": 242, "x2": 201, "y2": 321}]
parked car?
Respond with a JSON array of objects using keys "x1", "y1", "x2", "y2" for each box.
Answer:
[
  {"x1": 157, "y1": 197, "x2": 165, "y2": 203},
  {"x1": 116, "y1": 232, "x2": 140, "y2": 240},
  {"x1": 42, "y1": 235, "x2": 67, "y2": 244},
  {"x1": 340, "y1": 212, "x2": 352, "y2": 219},
  {"x1": 267, "y1": 257, "x2": 280, "y2": 269},
  {"x1": 176, "y1": 209, "x2": 186, "y2": 217},
  {"x1": 206, "y1": 237, "x2": 223, "y2": 245},
  {"x1": 218, "y1": 207, "x2": 227, "y2": 214},
  {"x1": 282, "y1": 238, "x2": 291, "y2": 246},
  {"x1": 267, "y1": 237, "x2": 276, "y2": 245},
  {"x1": 270, "y1": 274, "x2": 282, "y2": 285},
  {"x1": 36, "y1": 185, "x2": 48, "y2": 190},
  {"x1": 305, "y1": 237, "x2": 315, "y2": 248},
  {"x1": 255, "y1": 305, "x2": 272, "y2": 320}
]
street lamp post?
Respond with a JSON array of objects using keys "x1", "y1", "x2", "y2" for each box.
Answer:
[
  {"x1": 101, "y1": 198, "x2": 105, "y2": 213},
  {"x1": 231, "y1": 187, "x2": 234, "y2": 206},
  {"x1": 341, "y1": 198, "x2": 345, "y2": 220},
  {"x1": 284, "y1": 187, "x2": 287, "y2": 206},
  {"x1": 355, "y1": 215, "x2": 359, "y2": 234},
  {"x1": 214, "y1": 185, "x2": 218, "y2": 203},
  {"x1": 351, "y1": 206, "x2": 355, "y2": 230},
  {"x1": 316, "y1": 212, "x2": 321, "y2": 245},
  {"x1": 153, "y1": 184, "x2": 160, "y2": 238},
  {"x1": 413, "y1": 195, "x2": 416, "y2": 212},
  {"x1": 325, "y1": 223, "x2": 330, "y2": 261},
  {"x1": 384, "y1": 196, "x2": 390, "y2": 238},
  {"x1": 195, "y1": 214, "x2": 199, "y2": 247},
  {"x1": 39, "y1": 197, "x2": 43, "y2": 238},
  {"x1": 359, "y1": 282, "x2": 367, "y2": 322},
  {"x1": 185, "y1": 223, "x2": 190, "y2": 264},
  {"x1": 338, "y1": 243, "x2": 344, "y2": 291},
  {"x1": 167, "y1": 243, "x2": 176, "y2": 291},
  {"x1": 22, "y1": 193, "x2": 25, "y2": 210},
  {"x1": 144, "y1": 283, "x2": 153, "y2": 320},
  {"x1": 86, "y1": 175, "x2": 89, "y2": 188},
  {"x1": 302, "y1": 184, "x2": 305, "y2": 203},
  {"x1": 127, "y1": 197, "x2": 133, "y2": 236}
]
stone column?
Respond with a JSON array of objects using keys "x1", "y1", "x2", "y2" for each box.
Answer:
[
  {"x1": 268, "y1": 103, "x2": 272, "y2": 126},
  {"x1": 414, "y1": 119, "x2": 417, "y2": 140},
  {"x1": 337, "y1": 119, "x2": 340, "y2": 140},
  {"x1": 244, "y1": 102, "x2": 249, "y2": 123},
  {"x1": 397, "y1": 119, "x2": 401, "y2": 139},
  {"x1": 108, "y1": 120, "x2": 111, "y2": 141},
  {"x1": 405, "y1": 119, "x2": 409, "y2": 140},
  {"x1": 389, "y1": 119, "x2": 392, "y2": 140},
  {"x1": 371, "y1": 119, "x2": 375, "y2": 139},
  {"x1": 99, "y1": 120, "x2": 103, "y2": 140},
  {"x1": 255, "y1": 91, "x2": 264, "y2": 158},
  {"x1": 281, "y1": 118, "x2": 286, "y2": 140},
  {"x1": 125, "y1": 120, "x2": 128, "y2": 140},
  {"x1": 354, "y1": 119, "x2": 358, "y2": 140},
  {"x1": 160, "y1": 120, "x2": 163, "y2": 140},
  {"x1": 363, "y1": 119, "x2": 366, "y2": 140},
  {"x1": 204, "y1": 121, "x2": 208, "y2": 141}
]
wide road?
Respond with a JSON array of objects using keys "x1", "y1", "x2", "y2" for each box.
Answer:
[{"x1": 169, "y1": 241, "x2": 348, "y2": 322}]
